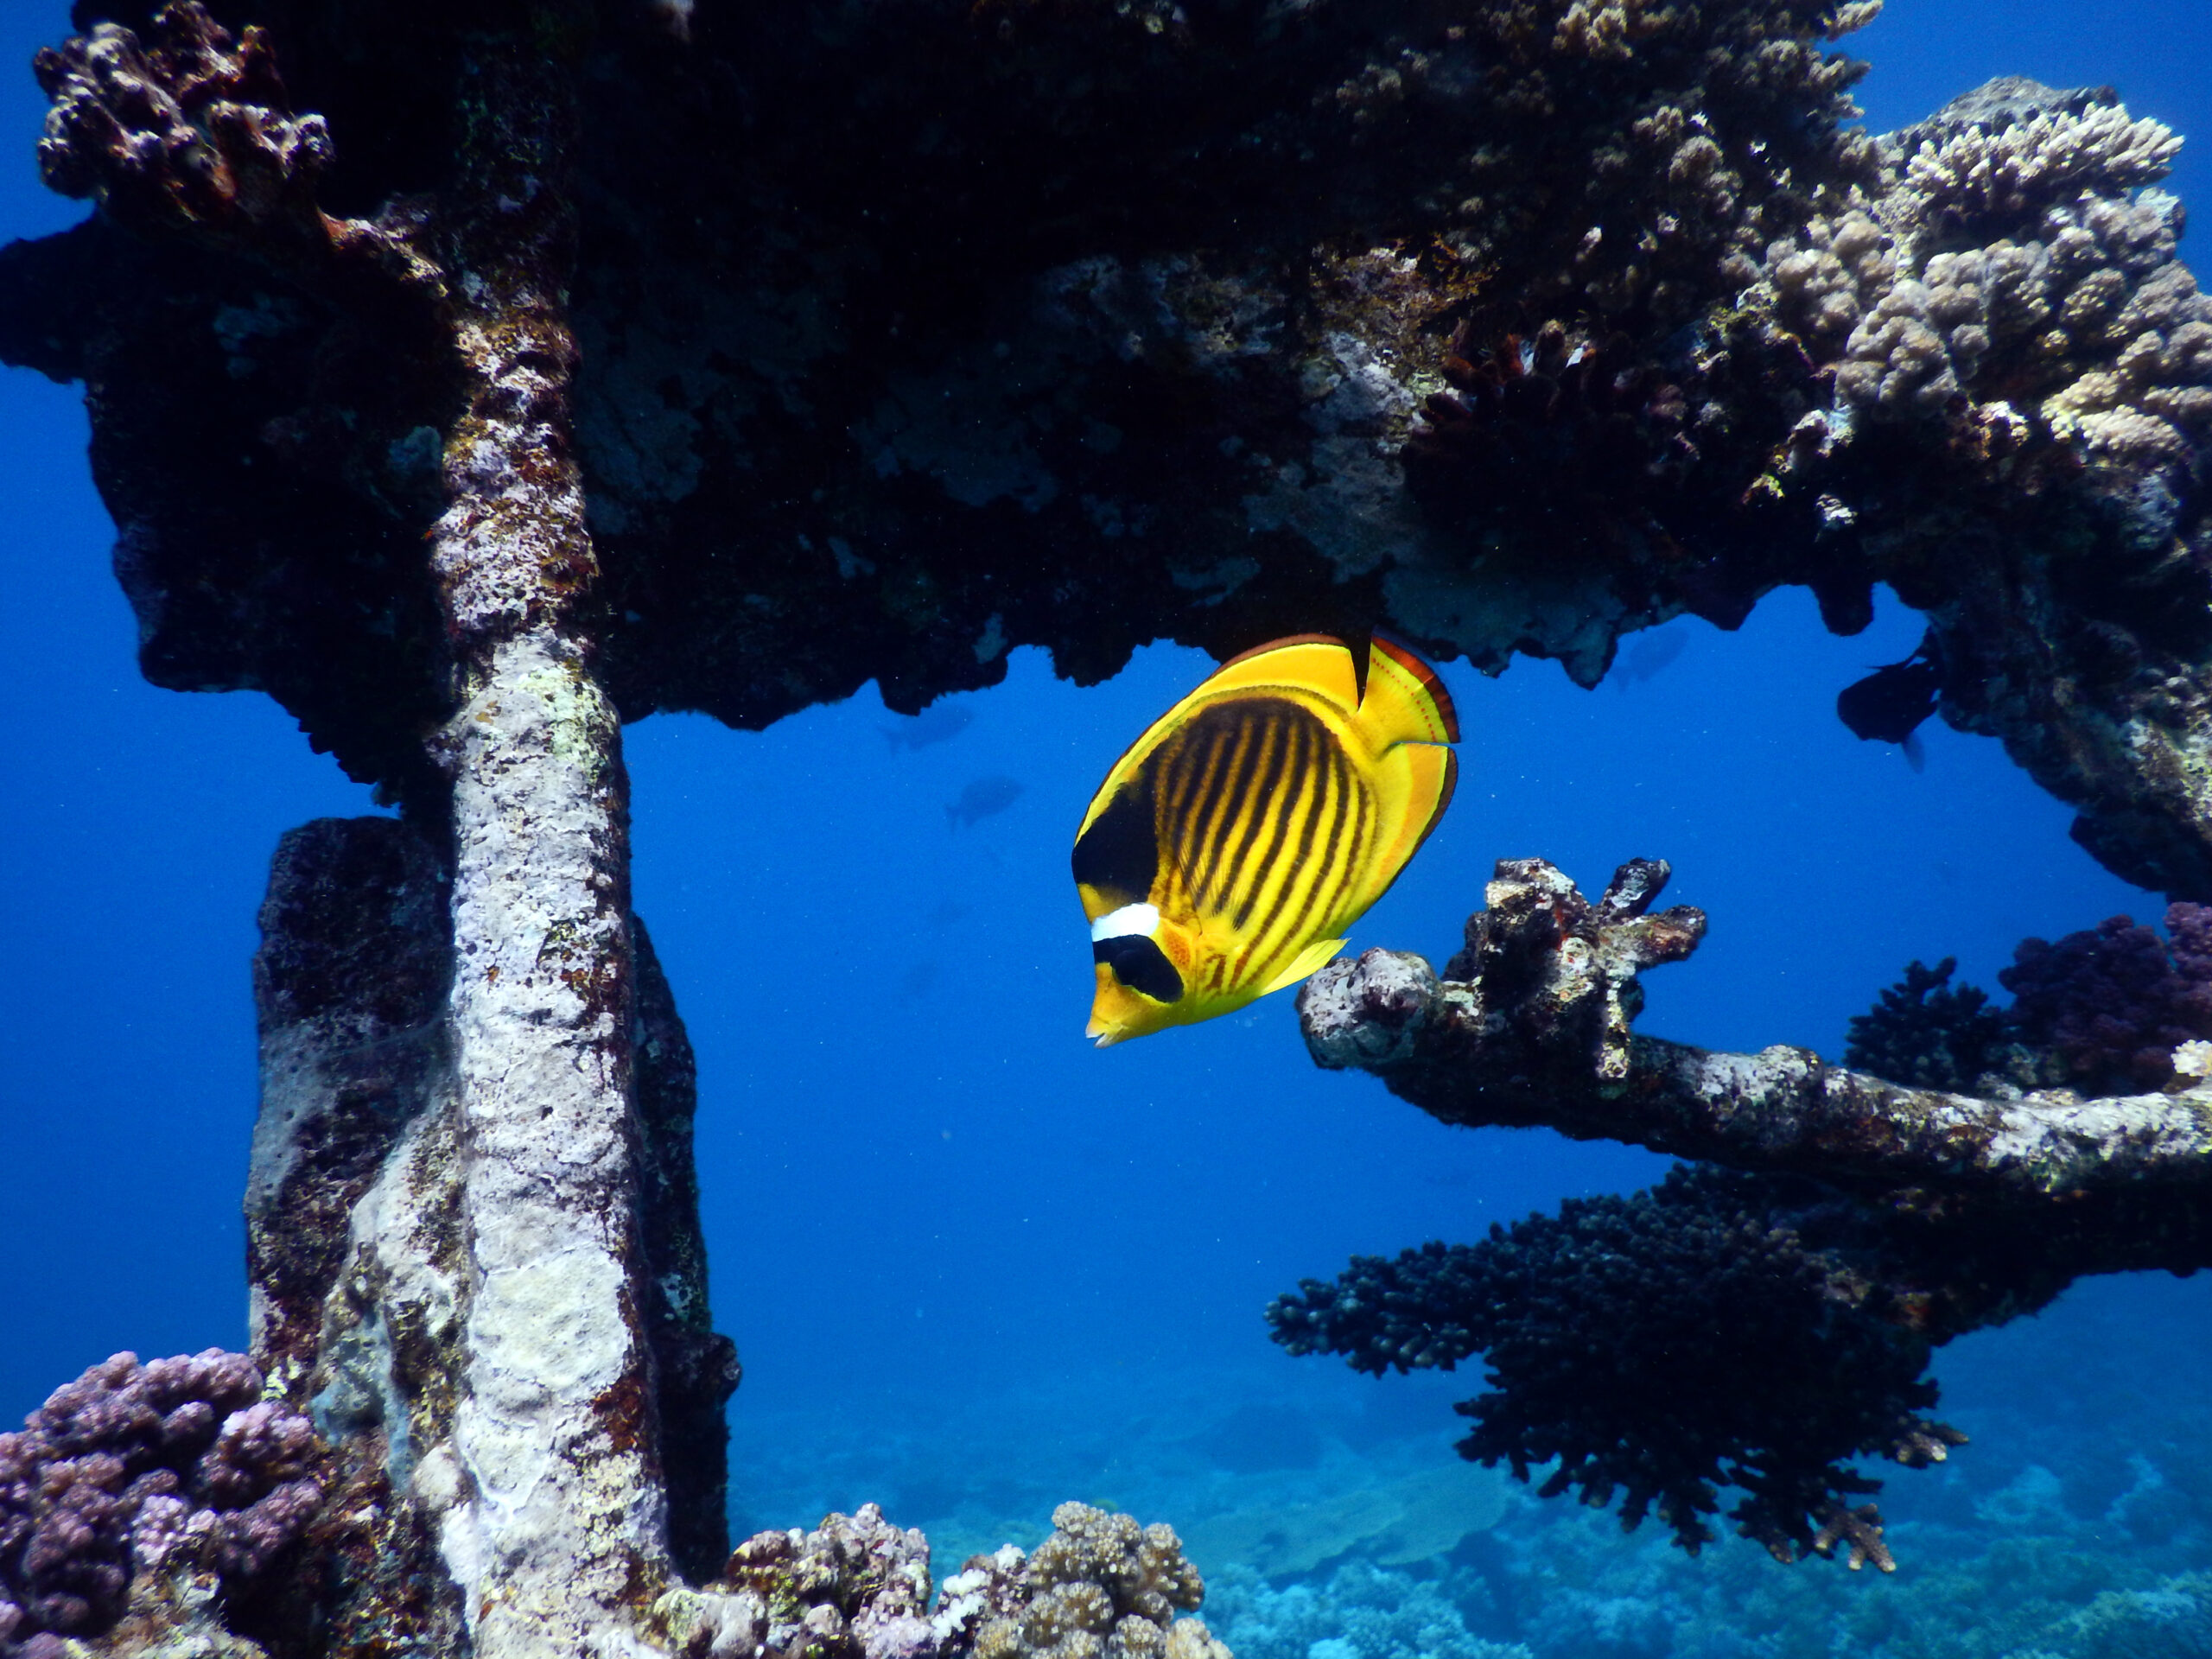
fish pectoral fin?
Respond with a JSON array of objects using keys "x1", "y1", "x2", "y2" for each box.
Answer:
[{"x1": 1256, "y1": 937, "x2": 1348, "y2": 998}]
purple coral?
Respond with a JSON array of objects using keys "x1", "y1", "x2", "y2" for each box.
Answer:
[
  {"x1": 0, "y1": 1351, "x2": 325, "y2": 1647},
  {"x1": 1999, "y1": 903, "x2": 2212, "y2": 1092}
]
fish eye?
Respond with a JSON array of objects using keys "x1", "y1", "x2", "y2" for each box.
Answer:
[{"x1": 1092, "y1": 934, "x2": 1184, "y2": 1005}]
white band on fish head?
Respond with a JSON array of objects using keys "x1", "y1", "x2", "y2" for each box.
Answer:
[{"x1": 1090, "y1": 902, "x2": 1161, "y2": 944}]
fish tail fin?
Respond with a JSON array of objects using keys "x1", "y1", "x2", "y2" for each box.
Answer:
[{"x1": 1357, "y1": 632, "x2": 1460, "y2": 747}]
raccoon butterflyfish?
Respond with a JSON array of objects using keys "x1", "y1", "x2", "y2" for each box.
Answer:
[{"x1": 1071, "y1": 633, "x2": 1459, "y2": 1047}]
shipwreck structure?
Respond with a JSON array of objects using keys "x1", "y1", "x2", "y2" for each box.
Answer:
[{"x1": 2, "y1": 0, "x2": 2209, "y2": 1649}]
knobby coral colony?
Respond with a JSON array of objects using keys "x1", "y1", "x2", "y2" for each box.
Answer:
[
  {"x1": 1846, "y1": 904, "x2": 2212, "y2": 1096},
  {"x1": 0, "y1": 1351, "x2": 325, "y2": 1655},
  {"x1": 702, "y1": 1501, "x2": 1229, "y2": 1659}
]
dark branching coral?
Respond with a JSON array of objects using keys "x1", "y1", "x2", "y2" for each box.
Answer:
[
  {"x1": 2000, "y1": 904, "x2": 2212, "y2": 1094},
  {"x1": 1842, "y1": 956, "x2": 2010, "y2": 1091},
  {"x1": 0, "y1": 1351, "x2": 324, "y2": 1647},
  {"x1": 1267, "y1": 1166, "x2": 1960, "y2": 1567},
  {"x1": 1287, "y1": 861, "x2": 2212, "y2": 1566}
]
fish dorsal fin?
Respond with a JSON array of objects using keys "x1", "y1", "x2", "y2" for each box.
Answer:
[
  {"x1": 1255, "y1": 935, "x2": 1349, "y2": 998},
  {"x1": 1203, "y1": 634, "x2": 1360, "y2": 711}
]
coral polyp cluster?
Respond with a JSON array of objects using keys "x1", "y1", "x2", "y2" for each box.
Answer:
[{"x1": 0, "y1": 1351, "x2": 324, "y2": 1651}]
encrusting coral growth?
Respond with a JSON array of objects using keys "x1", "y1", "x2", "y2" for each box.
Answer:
[
  {"x1": 1285, "y1": 859, "x2": 2212, "y2": 1566},
  {"x1": 0, "y1": 1351, "x2": 323, "y2": 1656}
]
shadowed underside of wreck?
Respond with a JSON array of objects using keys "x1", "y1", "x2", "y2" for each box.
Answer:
[{"x1": 3, "y1": 0, "x2": 2210, "y2": 1654}]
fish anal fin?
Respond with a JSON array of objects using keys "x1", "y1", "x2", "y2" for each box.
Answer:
[{"x1": 1257, "y1": 936, "x2": 1348, "y2": 998}]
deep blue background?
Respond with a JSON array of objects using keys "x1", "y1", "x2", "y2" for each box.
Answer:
[{"x1": 0, "y1": 0, "x2": 2203, "y2": 1506}]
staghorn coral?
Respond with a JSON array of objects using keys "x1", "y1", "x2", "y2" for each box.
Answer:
[
  {"x1": 0, "y1": 1351, "x2": 324, "y2": 1647},
  {"x1": 1842, "y1": 957, "x2": 2012, "y2": 1092},
  {"x1": 2000, "y1": 905, "x2": 2212, "y2": 1094},
  {"x1": 1267, "y1": 1166, "x2": 1960, "y2": 1566}
]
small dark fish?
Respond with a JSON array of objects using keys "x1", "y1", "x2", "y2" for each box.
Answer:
[
  {"x1": 1838, "y1": 632, "x2": 1943, "y2": 746},
  {"x1": 881, "y1": 702, "x2": 976, "y2": 753},
  {"x1": 947, "y1": 775, "x2": 1024, "y2": 829},
  {"x1": 1612, "y1": 626, "x2": 1690, "y2": 689}
]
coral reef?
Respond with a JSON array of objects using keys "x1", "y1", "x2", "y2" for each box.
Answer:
[
  {"x1": 695, "y1": 1503, "x2": 1230, "y2": 1659},
  {"x1": 1206, "y1": 1560, "x2": 1530, "y2": 1659},
  {"x1": 10, "y1": 0, "x2": 2212, "y2": 1637},
  {"x1": 2001, "y1": 905, "x2": 2212, "y2": 1094},
  {"x1": 957, "y1": 1503, "x2": 1226, "y2": 1659},
  {"x1": 0, "y1": 1351, "x2": 323, "y2": 1649},
  {"x1": 1285, "y1": 860, "x2": 2212, "y2": 1563},
  {"x1": 1267, "y1": 1167, "x2": 1958, "y2": 1565},
  {"x1": 1298, "y1": 858, "x2": 2212, "y2": 1198},
  {"x1": 1841, "y1": 957, "x2": 2010, "y2": 1092},
  {"x1": 15, "y1": 0, "x2": 2212, "y2": 906}
]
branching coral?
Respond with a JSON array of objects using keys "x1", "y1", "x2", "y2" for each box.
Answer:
[
  {"x1": 1842, "y1": 957, "x2": 2011, "y2": 1092},
  {"x1": 0, "y1": 1351, "x2": 324, "y2": 1649},
  {"x1": 1267, "y1": 1166, "x2": 1958, "y2": 1567},
  {"x1": 1283, "y1": 860, "x2": 2212, "y2": 1568}
]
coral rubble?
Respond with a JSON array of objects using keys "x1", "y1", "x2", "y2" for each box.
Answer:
[{"x1": 1285, "y1": 860, "x2": 2212, "y2": 1562}]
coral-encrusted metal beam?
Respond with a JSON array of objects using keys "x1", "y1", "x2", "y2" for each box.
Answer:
[
  {"x1": 1299, "y1": 858, "x2": 2212, "y2": 1202},
  {"x1": 31, "y1": 9, "x2": 708, "y2": 1653},
  {"x1": 422, "y1": 41, "x2": 674, "y2": 1657}
]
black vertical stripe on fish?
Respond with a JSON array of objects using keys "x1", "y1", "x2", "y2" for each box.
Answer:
[
  {"x1": 1269, "y1": 742, "x2": 1358, "y2": 976},
  {"x1": 1233, "y1": 728, "x2": 1326, "y2": 973},
  {"x1": 1167, "y1": 709, "x2": 1245, "y2": 902},
  {"x1": 1244, "y1": 738, "x2": 1359, "y2": 984},
  {"x1": 1224, "y1": 706, "x2": 1318, "y2": 933},
  {"x1": 1185, "y1": 704, "x2": 1273, "y2": 908},
  {"x1": 1213, "y1": 706, "x2": 1297, "y2": 923}
]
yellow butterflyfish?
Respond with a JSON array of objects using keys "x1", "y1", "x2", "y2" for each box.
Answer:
[{"x1": 1072, "y1": 633, "x2": 1459, "y2": 1046}]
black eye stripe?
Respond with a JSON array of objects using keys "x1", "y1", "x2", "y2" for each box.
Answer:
[{"x1": 1092, "y1": 934, "x2": 1184, "y2": 1005}]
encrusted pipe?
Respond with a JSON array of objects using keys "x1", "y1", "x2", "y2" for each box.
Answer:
[{"x1": 421, "y1": 41, "x2": 672, "y2": 1655}]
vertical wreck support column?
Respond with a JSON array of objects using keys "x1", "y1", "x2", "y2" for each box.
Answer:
[{"x1": 428, "y1": 41, "x2": 667, "y2": 1652}]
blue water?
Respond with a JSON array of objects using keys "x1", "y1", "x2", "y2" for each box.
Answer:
[{"x1": 3, "y1": 2, "x2": 2209, "y2": 1653}]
